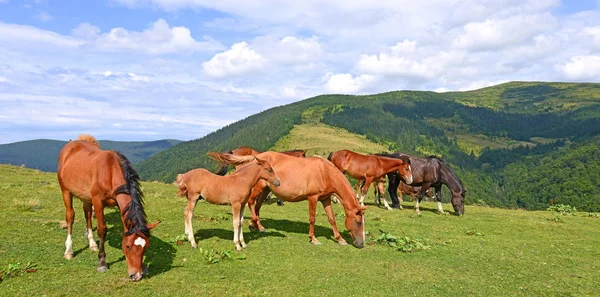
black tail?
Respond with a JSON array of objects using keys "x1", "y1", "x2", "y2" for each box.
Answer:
[
  {"x1": 327, "y1": 152, "x2": 334, "y2": 161},
  {"x1": 215, "y1": 164, "x2": 229, "y2": 176},
  {"x1": 114, "y1": 151, "x2": 149, "y2": 237}
]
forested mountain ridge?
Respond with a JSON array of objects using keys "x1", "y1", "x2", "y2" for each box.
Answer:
[
  {"x1": 136, "y1": 81, "x2": 600, "y2": 211},
  {"x1": 0, "y1": 139, "x2": 182, "y2": 172}
]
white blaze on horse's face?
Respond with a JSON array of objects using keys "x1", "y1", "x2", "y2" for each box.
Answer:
[{"x1": 134, "y1": 237, "x2": 147, "y2": 248}]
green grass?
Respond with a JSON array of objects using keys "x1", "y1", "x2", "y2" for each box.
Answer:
[
  {"x1": 270, "y1": 122, "x2": 390, "y2": 157},
  {"x1": 1, "y1": 164, "x2": 599, "y2": 296}
]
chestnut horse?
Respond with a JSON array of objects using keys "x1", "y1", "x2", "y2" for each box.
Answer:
[
  {"x1": 211, "y1": 152, "x2": 367, "y2": 248},
  {"x1": 175, "y1": 153, "x2": 280, "y2": 250},
  {"x1": 57, "y1": 135, "x2": 159, "y2": 281},
  {"x1": 380, "y1": 153, "x2": 467, "y2": 215},
  {"x1": 328, "y1": 149, "x2": 413, "y2": 210},
  {"x1": 216, "y1": 147, "x2": 306, "y2": 209}
]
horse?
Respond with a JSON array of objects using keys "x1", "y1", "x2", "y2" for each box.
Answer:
[
  {"x1": 327, "y1": 149, "x2": 413, "y2": 210},
  {"x1": 379, "y1": 153, "x2": 466, "y2": 215},
  {"x1": 210, "y1": 151, "x2": 367, "y2": 248},
  {"x1": 57, "y1": 135, "x2": 160, "y2": 281},
  {"x1": 373, "y1": 180, "x2": 435, "y2": 208},
  {"x1": 175, "y1": 153, "x2": 280, "y2": 250},
  {"x1": 216, "y1": 147, "x2": 306, "y2": 208}
]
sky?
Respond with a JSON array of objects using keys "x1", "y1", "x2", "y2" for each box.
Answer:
[{"x1": 1, "y1": 0, "x2": 600, "y2": 144}]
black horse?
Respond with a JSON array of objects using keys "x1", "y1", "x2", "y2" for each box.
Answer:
[{"x1": 378, "y1": 153, "x2": 466, "y2": 215}]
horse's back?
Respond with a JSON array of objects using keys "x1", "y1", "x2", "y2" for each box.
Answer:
[{"x1": 57, "y1": 141, "x2": 120, "y2": 199}]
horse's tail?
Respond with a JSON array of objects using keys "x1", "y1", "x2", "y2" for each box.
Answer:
[
  {"x1": 78, "y1": 134, "x2": 100, "y2": 147},
  {"x1": 114, "y1": 151, "x2": 149, "y2": 237},
  {"x1": 175, "y1": 173, "x2": 187, "y2": 197},
  {"x1": 327, "y1": 152, "x2": 334, "y2": 161},
  {"x1": 214, "y1": 164, "x2": 229, "y2": 176},
  {"x1": 207, "y1": 152, "x2": 255, "y2": 166}
]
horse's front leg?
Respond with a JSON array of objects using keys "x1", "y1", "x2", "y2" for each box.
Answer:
[
  {"x1": 361, "y1": 178, "x2": 373, "y2": 207},
  {"x1": 231, "y1": 202, "x2": 245, "y2": 251},
  {"x1": 83, "y1": 202, "x2": 98, "y2": 252},
  {"x1": 61, "y1": 189, "x2": 74, "y2": 259},
  {"x1": 307, "y1": 195, "x2": 321, "y2": 245},
  {"x1": 92, "y1": 200, "x2": 108, "y2": 272},
  {"x1": 321, "y1": 197, "x2": 347, "y2": 245},
  {"x1": 434, "y1": 185, "x2": 444, "y2": 214}
]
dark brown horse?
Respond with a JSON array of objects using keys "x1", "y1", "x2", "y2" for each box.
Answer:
[
  {"x1": 380, "y1": 153, "x2": 466, "y2": 215},
  {"x1": 57, "y1": 135, "x2": 160, "y2": 281},
  {"x1": 328, "y1": 149, "x2": 413, "y2": 210},
  {"x1": 175, "y1": 154, "x2": 280, "y2": 250},
  {"x1": 211, "y1": 151, "x2": 367, "y2": 248}
]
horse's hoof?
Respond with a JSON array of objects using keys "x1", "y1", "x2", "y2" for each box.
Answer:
[
  {"x1": 64, "y1": 254, "x2": 73, "y2": 260},
  {"x1": 97, "y1": 266, "x2": 108, "y2": 273},
  {"x1": 338, "y1": 240, "x2": 348, "y2": 246},
  {"x1": 415, "y1": 210, "x2": 421, "y2": 214},
  {"x1": 310, "y1": 240, "x2": 322, "y2": 245},
  {"x1": 90, "y1": 246, "x2": 99, "y2": 252},
  {"x1": 386, "y1": 207, "x2": 393, "y2": 211}
]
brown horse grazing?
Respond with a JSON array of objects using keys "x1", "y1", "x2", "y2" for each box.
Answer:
[
  {"x1": 211, "y1": 152, "x2": 367, "y2": 248},
  {"x1": 216, "y1": 147, "x2": 306, "y2": 209},
  {"x1": 380, "y1": 153, "x2": 467, "y2": 215},
  {"x1": 57, "y1": 135, "x2": 160, "y2": 281},
  {"x1": 328, "y1": 149, "x2": 413, "y2": 210},
  {"x1": 175, "y1": 153, "x2": 280, "y2": 250}
]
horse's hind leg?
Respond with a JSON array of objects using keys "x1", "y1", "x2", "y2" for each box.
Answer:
[
  {"x1": 307, "y1": 195, "x2": 321, "y2": 245},
  {"x1": 434, "y1": 186, "x2": 444, "y2": 214},
  {"x1": 249, "y1": 189, "x2": 268, "y2": 232},
  {"x1": 376, "y1": 181, "x2": 392, "y2": 210},
  {"x1": 360, "y1": 178, "x2": 373, "y2": 207},
  {"x1": 415, "y1": 184, "x2": 431, "y2": 214},
  {"x1": 61, "y1": 189, "x2": 74, "y2": 259},
  {"x1": 184, "y1": 193, "x2": 200, "y2": 248},
  {"x1": 83, "y1": 202, "x2": 98, "y2": 252},
  {"x1": 321, "y1": 197, "x2": 347, "y2": 245}
]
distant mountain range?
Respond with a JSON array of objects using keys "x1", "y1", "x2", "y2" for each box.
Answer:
[{"x1": 0, "y1": 139, "x2": 182, "y2": 172}]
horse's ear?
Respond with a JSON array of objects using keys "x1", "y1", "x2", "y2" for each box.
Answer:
[
  {"x1": 255, "y1": 157, "x2": 265, "y2": 165},
  {"x1": 357, "y1": 206, "x2": 367, "y2": 215},
  {"x1": 147, "y1": 220, "x2": 161, "y2": 229}
]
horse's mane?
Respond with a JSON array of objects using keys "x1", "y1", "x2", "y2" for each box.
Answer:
[
  {"x1": 78, "y1": 134, "x2": 99, "y2": 147},
  {"x1": 376, "y1": 152, "x2": 411, "y2": 164},
  {"x1": 428, "y1": 156, "x2": 466, "y2": 192},
  {"x1": 114, "y1": 151, "x2": 149, "y2": 237},
  {"x1": 281, "y1": 149, "x2": 305, "y2": 155}
]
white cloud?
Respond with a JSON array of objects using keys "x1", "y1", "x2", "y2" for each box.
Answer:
[
  {"x1": 0, "y1": 22, "x2": 83, "y2": 48},
  {"x1": 72, "y1": 23, "x2": 101, "y2": 39},
  {"x1": 560, "y1": 55, "x2": 600, "y2": 80},
  {"x1": 581, "y1": 26, "x2": 600, "y2": 49},
  {"x1": 202, "y1": 41, "x2": 266, "y2": 78},
  {"x1": 323, "y1": 73, "x2": 377, "y2": 94},
  {"x1": 454, "y1": 14, "x2": 556, "y2": 51},
  {"x1": 94, "y1": 19, "x2": 224, "y2": 54},
  {"x1": 255, "y1": 36, "x2": 322, "y2": 65}
]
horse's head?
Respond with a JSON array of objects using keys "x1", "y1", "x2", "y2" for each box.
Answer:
[
  {"x1": 451, "y1": 190, "x2": 466, "y2": 216},
  {"x1": 122, "y1": 221, "x2": 160, "y2": 281},
  {"x1": 396, "y1": 157, "x2": 413, "y2": 185},
  {"x1": 256, "y1": 157, "x2": 280, "y2": 187},
  {"x1": 345, "y1": 206, "x2": 367, "y2": 248}
]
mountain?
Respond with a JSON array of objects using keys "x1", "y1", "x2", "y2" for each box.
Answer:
[
  {"x1": 134, "y1": 81, "x2": 600, "y2": 212},
  {"x1": 0, "y1": 139, "x2": 182, "y2": 172}
]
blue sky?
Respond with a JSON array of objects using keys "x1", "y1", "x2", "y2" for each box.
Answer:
[{"x1": 1, "y1": 0, "x2": 599, "y2": 144}]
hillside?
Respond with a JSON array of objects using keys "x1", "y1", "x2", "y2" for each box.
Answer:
[
  {"x1": 136, "y1": 81, "x2": 600, "y2": 211},
  {"x1": 0, "y1": 139, "x2": 182, "y2": 172}
]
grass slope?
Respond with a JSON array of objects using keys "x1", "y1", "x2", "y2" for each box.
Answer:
[
  {"x1": 1, "y1": 165, "x2": 598, "y2": 296},
  {"x1": 0, "y1": 139, "x2": 182, "y2": 172},
  {"x1": 270, "y1": 122, "x2": 389, "y2": 157}
]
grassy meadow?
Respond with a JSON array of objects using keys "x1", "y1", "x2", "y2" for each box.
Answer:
[{"x1": 1, "y1": 164, "x2": 599, "y2": 296}]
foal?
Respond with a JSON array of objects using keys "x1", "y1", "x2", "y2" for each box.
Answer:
[{"x1": 175, "y1": 154, "x2": 280, "y2": 250}]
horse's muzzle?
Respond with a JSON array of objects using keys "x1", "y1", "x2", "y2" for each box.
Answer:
[
  {"x1": 272, "y1": 179, "x2": 281, "y2": 187},
  {"x1": 130, "y1": 272, "x2": 143, "y2": 281}
]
